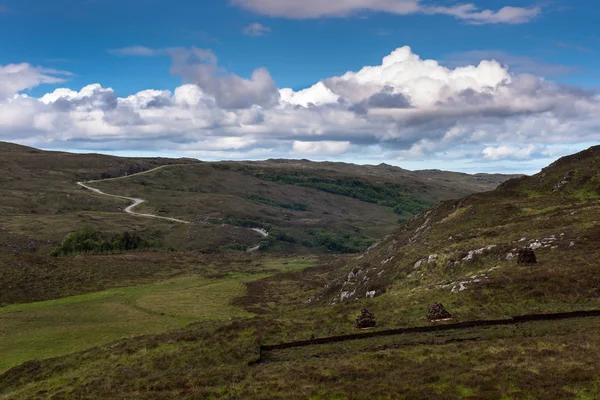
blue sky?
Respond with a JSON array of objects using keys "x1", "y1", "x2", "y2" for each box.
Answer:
[{"x1": 0, "y1": 0, "x2": 599, "y2": 173}]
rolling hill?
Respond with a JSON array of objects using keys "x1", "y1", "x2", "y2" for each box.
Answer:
[{"x1": 0, "y1": 141, "x2": 518, "y2": 255}]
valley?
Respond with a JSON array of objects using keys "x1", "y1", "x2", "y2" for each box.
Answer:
[{"x1": 1, "y1": 142, "x2": 599, "y2": 399}]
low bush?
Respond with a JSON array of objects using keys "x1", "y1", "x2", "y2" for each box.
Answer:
[
  {"x1": 219, "y1": 243, "x2": 247, "y2": 252},
  {"x1": 305, "y1": 229, "x2": 375, "y2": 254},
  {"x1": 247, "y1": 195, "x2": 309, "y2": 211}
]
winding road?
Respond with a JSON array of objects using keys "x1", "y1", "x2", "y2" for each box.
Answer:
[
  {"x1": 77, "y1": 165, "x2": 268, "y2": 251},
  {"x1": 77, "y1": 165, "x2": 190, "y2": 224}
]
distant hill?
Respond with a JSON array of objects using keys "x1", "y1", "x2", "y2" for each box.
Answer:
[{"x1": 0, "y1": 141, "x2": 519, "y2": 255}]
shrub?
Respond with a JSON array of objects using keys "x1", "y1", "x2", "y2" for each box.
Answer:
[{"x1": 51, "y1": 228, "x2": 161, "y2": 256}]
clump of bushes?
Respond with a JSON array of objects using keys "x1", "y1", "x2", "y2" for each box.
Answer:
[
  {"x1": 51, "y1": 228, "x2": 162, "y2": 256},
  {"x1": 219, "y1": 243, "x2": 248, "y2": 252},
  {"x1": 208, "y1": 217, "x2": 271, "y2": 230},
  {"x1": 251, "y1": 171, "x2": 433, "y2": 215},
  {"x1": 305, "y1": 229, "x2": 375, "y2": 254},
  {"x1": 247, "y1": 195, "x2": 309, "y2": 211}
]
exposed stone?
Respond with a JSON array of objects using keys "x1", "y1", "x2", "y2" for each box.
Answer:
[
  {"x1": 529, "y1": 241, "x2": 543, "y2": 250},
  {"x1": 355, "y1": 308, "x2": 376, "y2": 329},
  {"x1": 451, "y1": 282, "x2": 468, "y2": 293},
  {"x1": 381, "y1": 257, "x2": 394, "y2": 266},
  {"x1": 463, "y1": 245, "x2": 496, "y2": 261},
  {"x1": 553, "y1": 171, "x2": 574, "y2": 192},
  {"x1": 427, "y1": 303, "x2": 452, "y2": 321},
  {"x1": 517, "y1": 248, "x2": 537, "y2": 264},
  {"x1": 340, "y1": 289, "x2": 356, "y2": 301}
]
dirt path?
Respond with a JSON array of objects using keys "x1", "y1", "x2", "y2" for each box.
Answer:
[
  {"x1": 77, "y1": 165, "x2": 190, "y2": 224},
  {"x1": 77, "y1": 165, "x2": 268, "y2": 250},
  {"x1": 247, "y1": 229, "x2": 269, "y2": 252}
]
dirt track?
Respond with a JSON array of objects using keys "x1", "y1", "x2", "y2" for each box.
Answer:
[{"x1": 77, "y1": 165, "x2": 268, "y2": 250}]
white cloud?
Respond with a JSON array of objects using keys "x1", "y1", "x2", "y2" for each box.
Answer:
[
  {"x1": 231, "y1": 0, "x2": 540, "y2": 24},
  {"x1": 280, "y1": 82, "x2": 340, "y2": 107},
  {"x1": 293, "y1": 140, "x2": 352, "y2": 156},
  {"x1": 243, "y1": 23, "x2": 272, "y2": 36},
  {"x1": 0, "y1": 63, "x2": 70, "y2": 100},
  {"x1": 1, "y1": 46, "x2": 599, "y2": 170},
  {"x1": 427, "y1": 4, "x2": 540, "y2": 25},
  {"x1": 108, "y1": 46, "x2": 163, "y2": 56},
  {"x1": 482, "y1": 144, "x2": 537, "y2": 160},
  {"x1": 444, "y1": 50, "x2": 580, "y2": 78}
]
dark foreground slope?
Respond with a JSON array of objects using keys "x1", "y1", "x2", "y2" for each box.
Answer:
[{"x1": 2, "y1": 147, "x2": 599, "y2": 400}]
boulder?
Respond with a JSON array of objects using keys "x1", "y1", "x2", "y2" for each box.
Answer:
[
  {"x1": 355, "y1": 308, "x2": 376, "y2": 329},
  {"x1": 427, "y1": 303, "x2": 452, "y2": 321},
  {"x1": 517, "y1": 249, "x2": 537, "y2": 264}
]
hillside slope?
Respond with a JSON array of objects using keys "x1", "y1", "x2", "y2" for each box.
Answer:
[
  {"x1": 315, "y1": 145, "x2": 600, "y2": 304},
  {"x1": 0, "y1": 142, "x2": 196, "y2": 216}
]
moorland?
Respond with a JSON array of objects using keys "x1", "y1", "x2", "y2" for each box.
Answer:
[{"x1": 1, "y1": 141, "x2": 599, "y2": 399}]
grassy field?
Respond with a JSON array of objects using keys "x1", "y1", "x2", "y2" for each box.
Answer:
[
  {"x1": 0, "y1": 257, "x2": 316, "y2": 373},
  {"x1": 0, "y1": 275, "x2": 251, "y2": 373}
]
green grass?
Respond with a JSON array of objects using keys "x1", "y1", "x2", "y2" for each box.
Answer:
[
  {"x1": 0, "y1": 255, "x2": 317, "y2": 374},
  {"x1": 4, "y1": 316, "x2": 600, "y2": 399},
  {"x1": 0, "y1": 275, "x2": 255, "y2": 373}
]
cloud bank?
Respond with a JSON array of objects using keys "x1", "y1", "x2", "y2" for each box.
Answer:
[{"x1": 1, "y1": 46, "x2": 598, "y2": 170}]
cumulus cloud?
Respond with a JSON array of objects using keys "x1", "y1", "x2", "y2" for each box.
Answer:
[
  {"x1": 40, "y1": 84, "x2": 118, "y2": 111},
  {"x1": 168, "y1": 47, "x2": 280, "y2": 109},
  {"x1": 1, "y1": 46, "x2": 599, "y2": 169},
  {"x1": 231, "y1": 0, "x2": 540, "y2": 24},
  {"x1": 243, "y1": 23, "x2": 272, "y2": 36}
]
